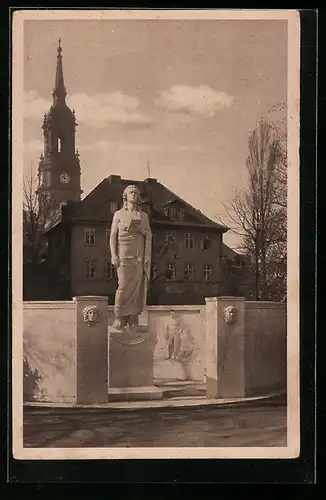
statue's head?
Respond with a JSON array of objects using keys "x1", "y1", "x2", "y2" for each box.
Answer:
[
  {"x1": 123, "y1": 185, "x2": 141, "y2": 209},
  {"x1": 224, "y1": 305, "x2": 236, "y2": 324},
  {"x1": 83, "y1": 305, "x2": 101, "y2": 327}
]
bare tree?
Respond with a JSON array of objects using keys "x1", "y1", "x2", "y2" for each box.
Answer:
[
  {"x1": 224, "y1": 114, "x2": 287, "y2": 301},
  {"x1": 269, "y1": 101, "x2": 287, "y2": 210},
  {"x1": 23, "y1": 166, "x2": 60, "y2": 270}
]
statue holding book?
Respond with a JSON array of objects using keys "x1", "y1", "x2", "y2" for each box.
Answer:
[{"x1": 109, "y1": 184, "x2": 152, "y2": 330}]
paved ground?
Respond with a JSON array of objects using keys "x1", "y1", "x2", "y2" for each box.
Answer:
[{"x1": 23, "y1": 399, "x2": 287, "y2": 448}]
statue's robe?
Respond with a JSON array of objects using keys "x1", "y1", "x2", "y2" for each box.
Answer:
[{"x1": 110, "y1": 208, "x2": 152, "y2": 318}]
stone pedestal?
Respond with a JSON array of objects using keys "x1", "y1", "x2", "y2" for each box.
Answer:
[
  {"x1": 75, "y1": 296, "x2": 108, "y2": 405},
  {"x1": 205, "y1": 296, "x2": 246, "y2": 399},
  {"x1": 108, "y1": 326, "x2": 163, "y2": 401}
]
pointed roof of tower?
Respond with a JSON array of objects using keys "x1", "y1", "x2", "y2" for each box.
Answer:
[
  {"x1": 52, "y1": 38, "x2": 67, "y2": 104},
  {"x1": 43, "y1": 39, "x2": 75, "y2": 126}
]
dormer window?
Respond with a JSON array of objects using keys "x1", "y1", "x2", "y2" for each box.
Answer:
[
  {"x1": 169, "y1": 207, "x2": 177, "y2": 219},
  {"x1": 164, "y1": 205, "x2": 185, "y2": 220},
  {"x1": 177, "y1": 208, "x2": 184, "y2": 219}
]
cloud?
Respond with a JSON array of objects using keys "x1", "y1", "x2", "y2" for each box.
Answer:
[
  {"x1": 24, "y1": 90, "x2": 51, "y2": 120},
  {"x1": 24, "y1": 90, "x2": 153, "y2": 128},
  {"x1": 156, "y1": 85, "x2": 235, "y2": 118},
  {"x1": 68, "y1": 92, "x2": 153, "y2": 128}
]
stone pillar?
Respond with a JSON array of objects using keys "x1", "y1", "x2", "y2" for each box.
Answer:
[
  {"x1": 107, "y1": 325, "x2": 163, "y2": 402},
  {"x1": 75, "y1": 296, "x2": 108, "y2": 405},
  {"x1": 205, "y1": 296, "x2": 246, "y2": 399}
]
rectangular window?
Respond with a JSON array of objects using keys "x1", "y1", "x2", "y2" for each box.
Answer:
[
  {"x1": 84, "y1": 228, "x2": 95, "y2": 246},
  {"x1": 232, "y1": 257, "x2": 244, "y2": 269},
  {"x1": 204, "y1": 264, "x2": 212, "y2": 282},
  {"x1": 106, "y1": 229, "x2": 110, "y2": 247},
  {"x1": 106, "y1": 261, "x2": 115, "y2": 279},
  {"x1": 165, "y1": 231, "x2": 176, "y2": 246},
  {"x1": 151, "y1": 263, "x2": 157, "y2": 280},
  {"x1": 184, "y1": 264, "x2": 194, "y2": 280},
  {"x1": 166, "y1": 263, "x2": 176, "y2": 281},
  {"x1": 85, "y1": 260, "x2": 96, "y2": 279},
  {"x1": 110, "y1": 200, "x2": 118, "y2": 214},
  {"x1": 202, "y1": 234, "x2": 212, "y2": 250},
  {"x1": 184, "y1": 232, "x2": 195, "y2": 249},
  {"x1": 43, "y1": 171, "x2": 50, "y2": 186}
]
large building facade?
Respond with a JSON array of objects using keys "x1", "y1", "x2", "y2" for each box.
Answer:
[{"x1": 44, "y1": 175, "x2": 229, "y2": 305}]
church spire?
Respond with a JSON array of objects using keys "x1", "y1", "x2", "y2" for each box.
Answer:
[{"x1": 52, "y1": 38, "x2": 67, "y2": 104}]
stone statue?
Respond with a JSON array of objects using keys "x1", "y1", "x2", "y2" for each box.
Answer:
[{"x1": 110, "y1": 184, "x2": 152, "y2": 330}]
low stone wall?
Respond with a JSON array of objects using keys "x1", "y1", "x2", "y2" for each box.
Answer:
[
  {"x1": 23, "y1": 297, "x2": 287, "y2": 403},
  {"x1": 23, "y1": 301, "x2": 76, "y2": 403},
  {"x1": 145, "y1": 301, "x2": 286, "y2": 394},
  {"x1": 244, "y1": 301, "x2": 286, "y2": 395},
  {"x1": 23, "y1": 297, "x2": 108, "y2": 404}
]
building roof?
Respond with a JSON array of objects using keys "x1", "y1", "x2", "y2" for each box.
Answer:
[
  {"x1": 221, "y1": 243, "x2": 245, "y2": 260},
  {"x1": 50, "y1": 175, "x2": 229, "y2": 233},
  {"x1": 43, "y1": 39, "x2": 75, "y2": 127}
]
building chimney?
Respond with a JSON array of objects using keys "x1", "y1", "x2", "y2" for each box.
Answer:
[
  {"x1": 108, "y1": 175, "x2": 122, "y2": 183},
  {"x1": 145, "y1": 177, "x2": 157, "y2": 184}
]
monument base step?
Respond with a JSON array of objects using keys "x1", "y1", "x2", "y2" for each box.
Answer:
[{"x1": 107, "y1": 386, "x2": 163, "y2": 402}]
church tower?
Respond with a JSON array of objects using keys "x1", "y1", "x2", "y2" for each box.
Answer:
[{"x1": 38, "y1": 39, "x2": 82, "y2": 207}]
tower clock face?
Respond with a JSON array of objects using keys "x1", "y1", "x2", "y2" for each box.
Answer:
[{"x1": 60, "y1": 172, "x2": 70, "y2": 184}]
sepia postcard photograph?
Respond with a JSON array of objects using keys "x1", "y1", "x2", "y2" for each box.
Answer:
[{"x1": 11, "y1": 9, "x2": 301, "y2": 461}]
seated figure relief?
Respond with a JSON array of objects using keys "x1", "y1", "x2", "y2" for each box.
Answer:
[{"x1": 164, "y1": 311, "x2": 194, "y2": 362}]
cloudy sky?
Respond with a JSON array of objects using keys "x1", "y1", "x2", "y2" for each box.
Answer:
[{"x1": 23, "y1": 18, "x2": 287, "y2": 249}]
